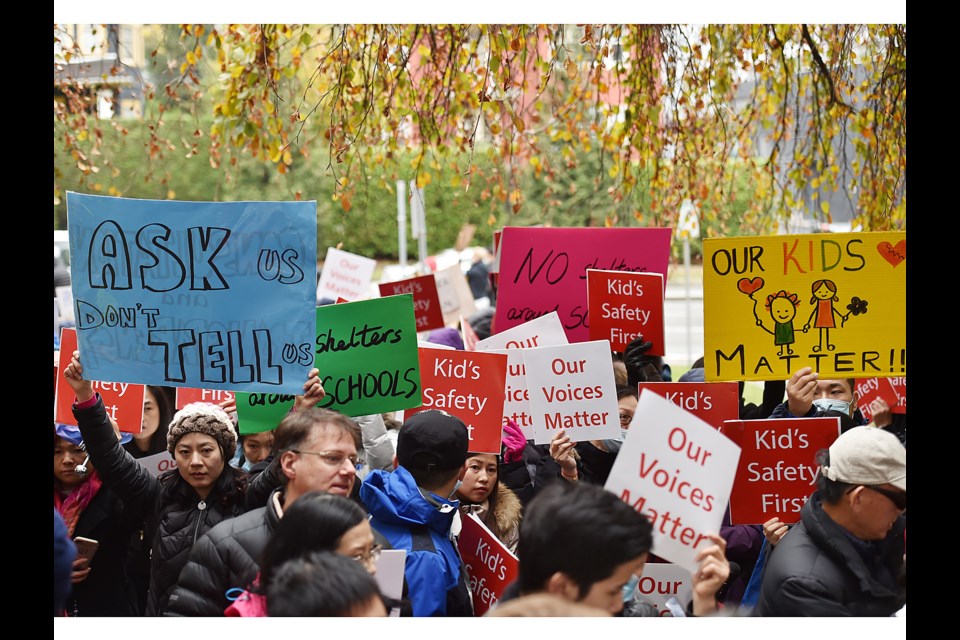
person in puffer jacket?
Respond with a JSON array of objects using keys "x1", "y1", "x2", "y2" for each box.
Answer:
[
  {"x1": 62, "y1": 351, "x2": 306, "y2": 615},
  {"x1": 453, "y1": 452, "x2": 521, "y2": 554}
]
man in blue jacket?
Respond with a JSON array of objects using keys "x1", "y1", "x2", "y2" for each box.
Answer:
[{"x1": 361, "y1": 410, "x2": 473, "y2": 616}]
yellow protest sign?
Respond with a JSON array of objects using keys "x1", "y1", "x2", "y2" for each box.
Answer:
[{"x1": 703, "y1": 232, "x2": 906, "y2": 381}]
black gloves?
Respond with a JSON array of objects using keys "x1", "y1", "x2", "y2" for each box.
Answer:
[{"x1": 623, "y1": 336, "x2": 663, "y2": 387}]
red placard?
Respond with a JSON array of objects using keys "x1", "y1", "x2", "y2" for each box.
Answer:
[
  {"x1": 379, "y1": 275, "x2": 444, "y2": 333},
  {"x1": 175, "y1": 388, "x2": 236, "y2": 410},
  {"x1": 55, "y1": 328, "x2": 146, "y2": 433},
  {"x1": 854, "y1": 377, "x2": 902, "y2": 422},
  {"x1": 458, "y1": 512, "x2": 518, "y2": 616},
  {"x1": 636, "y1": 382, "x2": 740, "y2": 429},
  {"x1": 406, "y1": 348, "x2": 507, "y2": 454},
  {"x1": 719, "y1": 417, "x2": 841, "y2": 524},
  {"x1": 587, "y1": 270, "x2": 665, "y2": 354},
  {"x1": 888, "y1": 376, "x2": 906, "y2": 414}
]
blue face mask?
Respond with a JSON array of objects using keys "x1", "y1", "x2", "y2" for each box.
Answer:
[
  {"x1": 813, "y1": 398, "x2": 852, "y2": 417},
  {"x1": 621, "y1": 573, "x2": 640, "y2": 602},
  {"x1": 600, "y1": 429, "x2": 629, "y2": 454}
]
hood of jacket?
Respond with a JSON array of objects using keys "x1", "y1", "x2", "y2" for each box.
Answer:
[{"x1": 360, "y1": 466, "x2": 459, "y2": 536}]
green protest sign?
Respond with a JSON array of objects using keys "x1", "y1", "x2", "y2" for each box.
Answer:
[
  {"x1": 234, "y1": 392, "x2": 296, "y2": 435},
  {"x1": 314, "y1": 295, "x2": 422, "y2": 417}
]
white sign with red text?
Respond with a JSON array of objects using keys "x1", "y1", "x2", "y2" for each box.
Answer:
[
  {"x1": 317, "y1": 247, "x2": 377, "y2": 302},
  {"x1": 138, "y1": 450, "x2": 178, "y2": 477},
  {"x1": 523, "y1": 340, "x2": 620, "y2": 445},
  {"x1": 630, "y1": 563, "x2": 693, "y2": 617},
  {"x1": 605, "y1": 390, "x2": 741, "y2": 574}
]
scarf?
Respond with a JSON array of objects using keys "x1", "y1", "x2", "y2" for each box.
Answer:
[{"x1": 53, "y1": 471, "x2": 103, "y2": 538}]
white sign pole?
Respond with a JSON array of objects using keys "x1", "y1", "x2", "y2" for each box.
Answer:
[{"x1": 397, "y1": 180, "x2": 408, "y2": 269}]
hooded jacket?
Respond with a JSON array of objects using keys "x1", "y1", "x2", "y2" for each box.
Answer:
[
  {"x1": 458, "y1": 482, "x2": 522, "y2": 554},
  {"x1": 73, "y1": 396, "x2": 268, "y2": 615},
  {"x1": 753, "y1": 492, "x2": 905, "y2": 616},
  {"x1": 165, "y1": 488, "x2": 283, "y2": 616},
  {"x1": 361, "y1": 466, "x2": 472, "y2": 617}
]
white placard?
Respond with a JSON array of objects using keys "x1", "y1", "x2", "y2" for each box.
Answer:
[
  {"x1": 316, "y1": 247, "x2": 377, "y2": 302},
  {"x1": 631, "y1": 563, "x2": 693, "y2": 617},
  {"x1": 55, "y1": 285, "x2": 75, "y2": 322},
  {"x1": 374, "y1": 549, "x2": 407, "y2": 617},
  {"x1": 417, "y1": 339, "x2": 454, "y2": 350},
  {"x1": 605, "y1": 390, "x2": 741, "y2": 573},
  {"x1": 476, "y1": 311, "x2": 567, "y2": 351},
  {"x1": 434, "y1": 264, "x2": 477, "y2": 326},
  {"x1": 523, "y1": 340, "x2": 620, "y2": 445},
  {"x1": 138, "y1": 450, "x2": 177, "y2": 477}
]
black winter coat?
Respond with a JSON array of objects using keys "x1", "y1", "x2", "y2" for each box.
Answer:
[
  {"x1": 73, "y1": 396, "x2": 268, "y2": 616},
  {"x1": 754, "y1": 492, "x2": 905, "y2": 616},
  {"x1": 165, "y1": 488, "x2": 282, "y2": 616},
  {"x1": 60, "y1": 483, "x2": 137, "y2": 616}
]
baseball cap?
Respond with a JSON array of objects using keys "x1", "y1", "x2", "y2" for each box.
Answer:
[
  {"x1": 54, "y1": 422, "x2": 133, "y2": 446},
  {"x1": 397, "y1": 410, "x2": 469, "y2": 472},
  {"x1": 821, "y1": 426, "x2": 906, "y2": 491}
]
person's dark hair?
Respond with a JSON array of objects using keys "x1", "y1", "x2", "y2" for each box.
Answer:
[
  {"x1": 266, "y1": 550, "x2": 384, "y2": 617},
  {"x1": 123, "y1": 385, "x2": 176, "y2": 458},
  {"x1": 256, "y1": 492, "x2": 368, "y2": 594},
  {"x1": 518, "y1": 482, "x2": 653, "y2": 599},
  {"x1": 458, "y1": 453, "x2": 502, "y2": 508},
  {"x1": 616, "y1": 385, "x2": 638, "y2": 401},
  {"x1": 814, "y1": 448, "x2": 856, "y2": 504},
  {"x1": 467, "y1": 308, "x2": 495, "y2": 342},
  {"x1": 272, "y1": 408, "x2": 362, "y2": 476},
  {"x1": 691, "y1": 357, "x2": 705, "y2": 369},
  {"x1": 407, "y1": 465, "x2": 462, "y2": 492}
]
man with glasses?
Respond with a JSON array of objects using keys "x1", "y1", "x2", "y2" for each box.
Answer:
[
  {"x1": 753, "y1": 426, "x2": 906, "y2": 616},
  {"x1": 361, "y1": 410, "x2": 475, "y2": 617},
  {"x1": 167, "y1": 404, "x2": 377, "y2": 616}
]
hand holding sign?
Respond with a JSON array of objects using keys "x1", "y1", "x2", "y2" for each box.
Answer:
[
  {"x1": 293, "y1": 367, "x2": 325, "y2": 412},
  {"x1": 63, "y1": 350, "x2": 95, "y2": 404},
  {"x1": 691, "y1": 533, "x2": 730, "y2": 616}
]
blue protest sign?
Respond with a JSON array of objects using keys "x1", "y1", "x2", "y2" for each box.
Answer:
[{"x1": 67, "y1": 193, "x2": 317, "y2": 394}]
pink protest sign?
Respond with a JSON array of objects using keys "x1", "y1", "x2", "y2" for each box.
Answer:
[
  {"x1": 459, "y1": 512, "x2": 519, "y2": 616},
  {"x1": 719, "y1": 417, "x2": 841, "y2": 525},
  {"x1": 175, "y1": 388, "x2": 236, "y2": 410},
  {"x1": 494, "y1": 227, "x2": 672, "y2": 342},
  {"x1": 379, "y1": 275, "x2": 445, "y2": 333},
  {"x1": 854, "y1": 377, "x2": 901, "y2": 422},
  {"x1": 56, "y1": 328, "x2": 146, "y2": 433},
  {"x1": 587, "y1": 269, "x2": 665, "y2": 354},
  {"x1": 636, "y1": 382, "x2": 739, "y2": 430}
]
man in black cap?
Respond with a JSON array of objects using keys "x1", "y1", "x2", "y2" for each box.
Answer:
[{"x1": 360, "y1": 409, "x2": 474, "y2": 617}]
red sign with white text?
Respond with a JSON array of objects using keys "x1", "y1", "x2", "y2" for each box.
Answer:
[
  {"x1": 175, "y1": 388, "x2": 236, "y2": 410},
  {"x1": 719, "y1": 417, "x2": 841, "y2": 525},
  {"x1": 637, "y1": 382, "x2": 740, "y2": 429},
  {"x1": 458, "y1": 512, "x2": 518, "y2": 616},
  {"x1": 854, "y1": 377, "x2": 901, "y2": 422},
  {"x1": 587, "y1": 269, "x2": 665, "y2": 354},
  {"x1": 379, "y1": 275, "x2": 444, "y2": 333},
  {"x1": 55, "y1": 328, "x2": 146, "y2": 433},
  {"x1": 406, "y1": 348, "x2": 508, "y2": 454},
  {"x1": 888, "y1": 376, "x2": 906, "y2": 414}
]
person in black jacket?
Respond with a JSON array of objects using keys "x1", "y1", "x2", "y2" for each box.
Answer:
[
  {"x1": 754, "y1": 426, "x2": 906, "y2": 616},
  {"x1": 62, "y1": 351, "x2": 289, "y2": 615},
  {"x1": 53, "y1": 423, "x2": 137, "y2": 616}
]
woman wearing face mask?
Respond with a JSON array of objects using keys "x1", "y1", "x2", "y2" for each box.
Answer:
[
  {"x1": 121, "y1": 385, "x2": 175, "y2": 614},
  {"x1": 53, "y1": 422, "x2": 137, "y2": 616},
  {"x1": 62, "y1": 351, "x2": 291, "y2": 616},
  {"x1": 225, "y1": 491, "x2": 388, "y2": 616},
  {"x1": 454, "y1": 452, "x2": 522, "y2": 553}
]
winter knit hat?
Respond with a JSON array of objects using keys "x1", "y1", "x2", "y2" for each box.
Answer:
[{"x1": 166, "y1": 402, "x2": 238, "y2": 459}]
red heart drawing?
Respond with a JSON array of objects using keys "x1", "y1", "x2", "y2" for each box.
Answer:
[
  {"x1": 737, "y1": 277, "x2": 765, "y2": 295},
  {"x1": 877, "y1": 240, "x2": 906, "y2": 267}
]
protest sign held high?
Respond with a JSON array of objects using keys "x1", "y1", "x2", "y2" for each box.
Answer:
[
  {"x1": 703, "y1": 232, "x2": 906, "y2": 381},
  {"x1": 523, "y1": 340, "x2": 620, "y2": 445},
  {"x1": 637, "y1": 382, "x2": 739, "y2": 429},
  {"x1": 494, "y1": 227, "x2": 671, "y2": 342},
  {"x1": 606, "y1": 390, "x2": 741, "y2": 573},
  {"x1": 379, "y1": 275, "x2": 444, "y2": 332},
  {"x1": 175, "y1": 387, "x2": 235, "y2": 410},
  {"x1": 854, "y1": 377, "x2": 902, "y2": 423},
  {"x1": 719, "y1": 417, "x2": 840, "y2": 524},
  {"x1": 459, "y1": 512, "x2": 519, "y2": 616},
  {"x1": 67, "y1": 193, "x2": 317, "y2": 393},
  {"x1": 314, "y1": 295, "x2": 422, "y2": 417},
  {"x1": 316, "y1": 247, "x2": 376, "y2": 302},
  {"x1": 234, "y1": 391, "x2": 296, "y2": 435},
  {"x1": 587, "y1": 269, "x2": 665, "y2": 355}
]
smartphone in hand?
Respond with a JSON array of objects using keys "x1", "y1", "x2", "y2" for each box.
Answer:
[{"x1": 73, "y1": 536, "x2": 99, "y2": 563}]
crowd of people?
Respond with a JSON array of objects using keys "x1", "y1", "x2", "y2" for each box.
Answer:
[{"x1": 54, "y1": 301, "x2": 906, "y2": 619}]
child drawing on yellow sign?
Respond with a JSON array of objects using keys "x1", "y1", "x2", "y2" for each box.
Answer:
[
  {"x1": 803, "y1": 279, "x2": 849, "y2": 353},
  {"x1": 737, "y1": 278, "x2": 802, "y2": 357}
]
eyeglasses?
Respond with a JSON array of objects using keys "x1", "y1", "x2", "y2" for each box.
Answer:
[
  {"x1": 291, "y1": 449, "x2": 359, "y2": 468},
  {"x1": 618, "y1": 413, "x2": 634, "y2": 426},
  {"x1": 353, "y1": 544, "x2": 382, "y2": 565},
  {"x1": 862, "y1": 485, "x2": 907, "y2": 511}
]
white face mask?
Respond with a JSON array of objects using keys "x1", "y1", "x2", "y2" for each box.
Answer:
[
  {"x1": 813, "y1": 398, "x2": 853, "y2": 417},
  {"x1": 600, "y1": 429, "x2": 629, "y2": 453}
]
